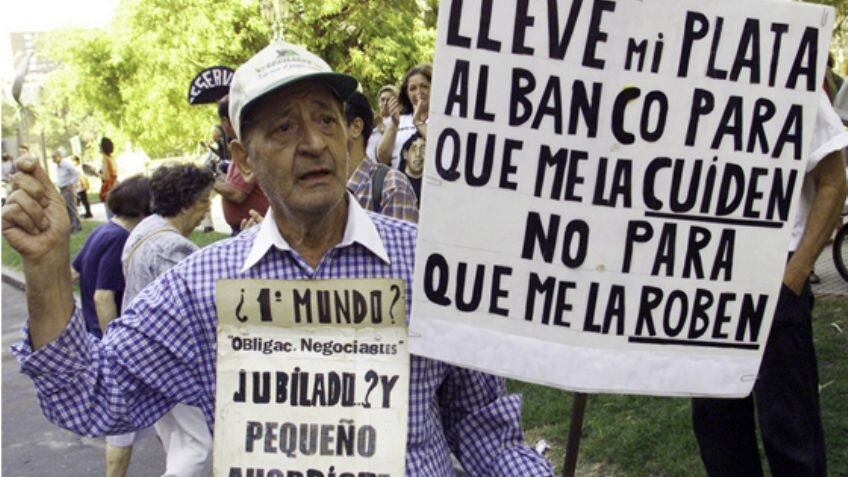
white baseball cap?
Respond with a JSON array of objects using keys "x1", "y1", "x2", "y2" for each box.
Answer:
[{"x1": 228, "y1": 41, "x2": 359, "y2": 140}]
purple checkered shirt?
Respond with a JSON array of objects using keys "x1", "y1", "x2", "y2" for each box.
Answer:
[
  {"x1": 347, "y1": 156, "x2": 419, "y2": 223},
  {"x1": 14, "y1": 195, "x2": 551, "y2": 476}
]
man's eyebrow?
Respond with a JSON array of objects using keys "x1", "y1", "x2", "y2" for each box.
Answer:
[{"x1": 310, "y1": 97, "x2": 339, "y2": 113}]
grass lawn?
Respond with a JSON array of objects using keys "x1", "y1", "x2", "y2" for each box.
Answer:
[
  {"x1": 3, "y1": 223, "x2": 846, "y2": 476},
  {"x1": 512, "y1": 297, "x2": 848, "y2": 476}
]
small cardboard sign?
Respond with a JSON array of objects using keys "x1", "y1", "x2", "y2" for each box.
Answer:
[{"x1": 214, "y1": 278, "x2": 409, "y2": 477}]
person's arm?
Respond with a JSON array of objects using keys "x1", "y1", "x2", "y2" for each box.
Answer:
[
  {"x1": 213, "y1": 180, "x2": 248, "y2": 203},
  {"x1": 13, "y1": 264, "x2": 209, "y2": 437},
  {"x1": 380, "y1": 171, "x2": 419, "y2": 223},
  {"x1": 376, "y1": 97, "x2": 402, "y2": 165},
  {"x1": 784, "y1": 150, "x2": 847, "y2": 293},
  {"x1": 412, "y1": 92, "x2": 429, "y2": 139},
  {"x1": 94, "y1": 289, "x2": 118, "y2": 334},
  {"x1": 437, "y1": 366, "x2": 553, "y2": 476},
  {"x1": 376, "y1": 124, "x2": 398, "y2": 165},
  {"x1": 2, "y1": 157, "x2": 75, "y2": 350}
]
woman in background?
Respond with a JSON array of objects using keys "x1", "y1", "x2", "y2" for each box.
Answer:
[{"x1": 376, "y1": 64, "x2": 431, "y2": 169}]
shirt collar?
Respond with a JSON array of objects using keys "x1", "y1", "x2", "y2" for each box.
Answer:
[{"x1": 240, "y1": 193, "x2": 390, "y2": 272}]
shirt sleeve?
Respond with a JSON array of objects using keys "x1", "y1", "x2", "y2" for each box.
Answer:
[
  {"x1": 381, "y1": 170, "x2": 420, "y2": 223},
  {"x1": 807, "y1": 93, "x2": 848, "y2": 172},
  {"x1": 95, "y1": 240, "x2": 126, "y2": 293},
  {"x1": 437, "y1": 367, "x2": 553, "y2": 476},
  {"x1": 12, "y1": 268, "x2": 210, "y2": 437}
]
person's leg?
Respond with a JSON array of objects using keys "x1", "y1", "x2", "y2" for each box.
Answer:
[
  {"x1": 755, "y1": 283, "x2": 826, "y2": 476},
  {"x1": 78, "y1": 190, "x2": 93, "y2": 217},
  {"x1": 105, "y1": 432, "x2": 136, "y2": 477},
  {"x1": 691, "y1": 395, "x2": 763, "y2": 477},
  {"x1": 154, "y1": 405, "x2": 213, "y2": 477},
  {"x1": 61, "y1": 186, "x2": 82, "y2": 233}
]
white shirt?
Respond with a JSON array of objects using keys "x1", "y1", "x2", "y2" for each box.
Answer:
[
  {"x1": 55, "y1": 158, "x2": 79, "y2": 189},
  {"x1": 789, "y1": 93, "x2": 848, "y2": 251}
]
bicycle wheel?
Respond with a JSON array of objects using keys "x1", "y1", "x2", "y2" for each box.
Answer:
[{"x1": 833, "y1": 222, "x2": 848, "y2": 282}]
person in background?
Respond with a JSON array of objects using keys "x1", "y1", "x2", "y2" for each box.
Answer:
[
  {"x1": 70, "y1": 175, "x2": 153, "y2": 477},
  {"x1": 345, "y1": 91, "x2": 419, "y2": 221},
  {"x1": 122, "y1": 163, "x2": 215, "y2": 477},
  {"x1": 366, "y1": 85, "x2": 398, "y2": 162},
  {"x1": 691, "y1": 94, "x2": 848, "y2": 477},
  {"x1": 72, "y1": 155, "x2": 93, "y2": 218},
  {"x1": 52, "y1": 152, "x2": 82, "y2": 234},
  {"x1": 376, "y1": 65, "x2": 431, "y2": 168},
  {"x1": 212, "y1": 95, "x2": 269, "y2": 235},
  {"x1": 399, "y1": 132, "x2": 426, "y2": 202},
  {"x1": 199, "y1": 125, "x2": 225, "y2": 233},
  {"x1": 99, "y1": 137, "x2": 119, "y2": 219}
]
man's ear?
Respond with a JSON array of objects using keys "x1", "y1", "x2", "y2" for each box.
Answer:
[
  {"x1": 230, "y1": 140, "x2": 256, "y2": 184},
  {"x1": 348, "y1": 117, "x2": 364, "y2": 140}
]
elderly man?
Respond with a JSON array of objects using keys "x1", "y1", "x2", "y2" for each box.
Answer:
[
  {"x1": 51, "y1": 152, "x2": 82, "y2": 233},
  {"x1": 3, "y1": 41, "x2": 551, "y2": 476}
]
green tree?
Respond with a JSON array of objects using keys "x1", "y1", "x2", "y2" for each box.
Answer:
[
  {"x1": 35, "y1": 0, "x2": 436, "y2": 158},
  {"x1": 277, "y1": 0, "x2": 435, "y2": 94},
  {"x1": 2, "y1": 96, "x2": 20, "y2": 140},
  {"x1": 807, "y1": 0, "x2": 848, "y2": 73}
]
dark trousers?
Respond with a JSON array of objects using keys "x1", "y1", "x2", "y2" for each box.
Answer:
[
  {"x1": 691, "y1": 281, "x2": 826, "y2": 477},
  {"x1": 77, "y1": 190, "x2": 92, "y2": 217}
]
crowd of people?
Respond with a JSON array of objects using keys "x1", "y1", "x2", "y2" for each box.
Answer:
[{"x1": 2, "y1": 35, "x2": 847, "y2": 477}]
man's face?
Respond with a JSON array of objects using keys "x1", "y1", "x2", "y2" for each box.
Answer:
[
  {"x1": 51, "y1": 154, "x2": 61, "y2": 164},
  {"x1": 378, "y1": 90, "x2": 395, "y2": 115},
  {"x1": 240, "y1": 82, "x2": 349, "y2": 220}
]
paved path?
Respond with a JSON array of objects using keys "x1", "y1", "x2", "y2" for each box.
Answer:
[{"x1": 2, "y1": 284, "x2": 166, "y2": 477}]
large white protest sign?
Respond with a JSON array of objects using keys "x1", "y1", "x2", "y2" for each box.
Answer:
[
  {"x1": 409, "y1": 0, "x2": 834, "y2": 397},
  {"x1": 215, "y1": 279, "x2": 408, "y2": 477}
]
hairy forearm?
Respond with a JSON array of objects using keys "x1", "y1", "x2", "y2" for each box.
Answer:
[
  {"x1": 376, "y1": 126, "x2": 397, "y2": 165},
  {"x1": 784, "y1": 152, "x2": 847, "y2": 289},
  {"x1": 25, "y1": 247, "x2": 75, "y2": 350},
  {"x1": 414, "y1": 122, "x2": 428, "y2": 139}
]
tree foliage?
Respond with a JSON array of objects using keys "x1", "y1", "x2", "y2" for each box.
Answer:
[
  {"x1": 32, "y1": 0, "x2": 844, "y2": 157},
  {"x1": 807, "y1": 0, "x2": 848, "y2": 73},
  {"x1": 35, "y1": 0, "x2": 436, "y2": 158}
]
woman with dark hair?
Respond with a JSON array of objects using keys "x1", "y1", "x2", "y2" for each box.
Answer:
[
  {"x1": 120, "y1": 162, "x2": 215, "y2": 477},
  {"x1": 99, "y1": 137, "x2": 119, "y2": 218},
  {"x1": 73, "y1": 175, "x2": 152, "y2": 339},
  {"x1": 376, "y1": 64, "x2": 432, "y2": 168},
  {"x1": 71, "y1": 174, "x2": 152, "y2": 477}
]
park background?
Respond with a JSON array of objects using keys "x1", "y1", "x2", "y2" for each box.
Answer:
[{"x1": 1, "y1": 0, "x2": 846, "y2": 475}]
